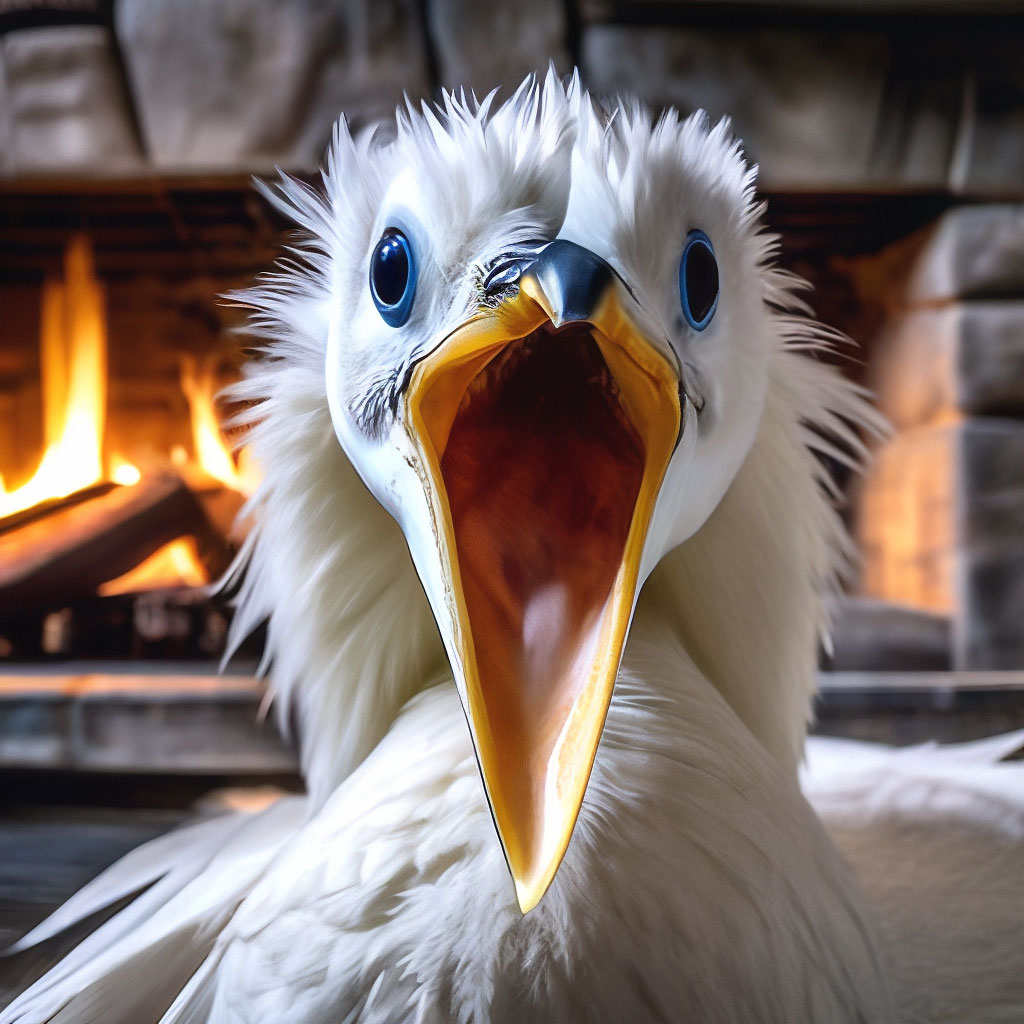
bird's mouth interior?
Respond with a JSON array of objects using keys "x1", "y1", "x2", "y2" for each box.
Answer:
[
  {"x1": 440, "y1": 321, "x2": 644, "y2": 823},
  {"x1": 406, "y1": 305, "x2": 679, "y2": 909}
]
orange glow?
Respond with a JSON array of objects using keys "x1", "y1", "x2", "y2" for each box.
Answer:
[
  {"x1": 99, "y1": 536, "x2": 209, "y2": 596},
  {"x1": 0, "y1": 236, "x2": 107, "y2": 518},
  {"x1": 109, "y1": 456, "x2": 142, "y2": 487},
  {"x1": 858, "y1": 423, "x2": 956, "y2": 613},
  {"x1": 180, "y1": 356, "x2": 257, "y2": 496}
]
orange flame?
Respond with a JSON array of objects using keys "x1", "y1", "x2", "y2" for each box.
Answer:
[
  {"x1": 99, "y1": 536, "x2": 209, "y2": 596},
  {"x1": 180, "y1": 356, "x2": 257, "y2": 496},
  {"x1": 0, "y1": 236, "x2": 107, "y2": 518}
]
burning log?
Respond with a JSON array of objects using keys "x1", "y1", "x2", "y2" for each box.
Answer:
[
  {"x1": 0, "y1": 472, "x2": 209, "y2": 618},
  {"x1": 0, "y1": 235, "x2": 255, "y2": 661},
  {"x1": 0, "y1": 482, "x2": 118, "y2": 537}
]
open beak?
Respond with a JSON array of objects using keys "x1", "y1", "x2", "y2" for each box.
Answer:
[{"x1": 402, "y1": 241, "x2": 680, "y2": 912}]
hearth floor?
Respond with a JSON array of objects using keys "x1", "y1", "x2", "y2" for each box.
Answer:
[{"x1": 0, "y1": 804, "x2": 187, "y2": 1008}]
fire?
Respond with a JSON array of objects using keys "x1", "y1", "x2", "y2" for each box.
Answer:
[
  {"x1": 0, "y1": 235, "x2": 256, "y2": 597},
  {"x1": 99, "y1": 536, "x2": 209, "y2": 596},
  {"x1": 0, "y1": 236, "x2": 107, "y2": 518},
  {"x1": 180, "y1": 356, "x2": 257, "y2": 496},
  {"x1": 0, "y1": 235, "x2": 255, "y2": 523}
]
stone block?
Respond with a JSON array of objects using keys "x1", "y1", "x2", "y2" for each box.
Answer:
[
  {"x1": 905, "y1": 205, "x2": 1024, "y2": 303},
  {"x1": 957, "y1": 34, "x2": 1024, "y2": 193},
  {"x1": 0, "y1": 46, "x2": 11, "y2": 176},
  {"x1": 824, "y1": 596, "x2": 951, "y2": 672},
  {"x1": 0, "y1": 673, "x2": 295, "y2": 772},
  {"x1": 0, "y1": 25, "x2": 144, "y2": 176},
  {"x1": 115, "y1": 0, "x2": 431, "y2": 170},
  {"x1": 872, "y1": 303, "x2": 1024, "y2": 429},
  {"x1": 957, "y1": 547, "x2": 1024, "y2": 669},
  {"x1": 858, "y1": 418, "x2": 1024, "y2": 668},
  {"x1": 427, "y1": 0, "x2": 569, "y2": 96},
  {"x1": 579, "y1": 25, "x2": 961, "y2": 189}
]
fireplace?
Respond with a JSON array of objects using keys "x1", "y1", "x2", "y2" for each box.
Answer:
[
  {"x1": 2, "y1": 0, "x2": 1023, "y2": 686},
  {"x1": 0, "y1": 176, "x2": 960, "y2": 670},
  {"x1": 0, "y1": 180, "x2": 286, "y2": 663}
]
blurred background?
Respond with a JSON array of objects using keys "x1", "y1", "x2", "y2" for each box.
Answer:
[{"x1": 0, "y1": 0, "x2": 1023, "y2": 998}]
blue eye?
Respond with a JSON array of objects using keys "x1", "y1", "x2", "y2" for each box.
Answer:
[
  {"x1": 679, "y1": 229, "x2": 719, "y2": 331},
  {"x1": 370, "y1": 230, "x2": 416, "y2": 327}
]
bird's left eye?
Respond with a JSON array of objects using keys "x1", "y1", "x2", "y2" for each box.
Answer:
[
  {"x1": 679, "y1": 230, "x2": 719, "y2": 331},
  {"x1": 370, "y1": 229, "x2": 416, "y2": 327}
]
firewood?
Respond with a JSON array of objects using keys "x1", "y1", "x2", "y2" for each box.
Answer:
[
  {"x1": 0, "y1": 472, "x2": 207, "y2": 617},
  {"x1": 0, "y1": 482, "x2": 118, "y2": 537}
]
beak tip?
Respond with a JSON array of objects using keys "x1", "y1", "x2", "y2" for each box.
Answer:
[
  {"x1": 514, "y1": 880, "x2": 544, "y2": 916},
  {"x1": 512, "y1": 853, "x2": 561, "y2": 915}
]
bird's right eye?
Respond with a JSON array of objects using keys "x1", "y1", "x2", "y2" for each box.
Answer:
[
  {"x1": 679, "y1": 230, "x2": 718, "y2": 331},
  {"x1": 370, "y1": 229, "x2": 416, "y2": 327}
]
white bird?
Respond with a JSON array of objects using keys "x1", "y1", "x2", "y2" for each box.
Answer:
[{"x1": 4, "y1": 70, "x2": 1023, "y2": 1024}]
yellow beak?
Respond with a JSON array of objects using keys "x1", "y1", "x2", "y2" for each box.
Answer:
[{"x1": 403, "y1": 242, "x2": 680, "y2": 912}]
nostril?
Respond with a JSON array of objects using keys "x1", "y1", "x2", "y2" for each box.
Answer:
[
  {"x1": 483, "y1": 261, "x2": 522, "y2": 293},
  {"x1": 482, "y1": 240, "x2": 551, "y2": 297}
]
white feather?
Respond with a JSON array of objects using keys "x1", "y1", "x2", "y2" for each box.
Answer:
[
  {"x1": 174, "y1": 617, "x2": 893, "y2": 1023},
  {"x1": 805, "y1": 733, "x2": 1024, "y2": 1024},
  {"x1": 2, "y1": 798, "x2": 305, "y2": 1023}
]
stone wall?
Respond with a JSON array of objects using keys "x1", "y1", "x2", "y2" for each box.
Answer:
[
  {"x1": 582, "y1": 16, "x2": 1024, "y2": 192},
  {"x1": 860, "y1": 206, "x2": 1024, "y2": 668},
  {"x1": 0, "y1": 0, "x2": 568, "y2": 176},
  {"x1": 1, "y1": 1, "x2": 1021, "y2": 189}
]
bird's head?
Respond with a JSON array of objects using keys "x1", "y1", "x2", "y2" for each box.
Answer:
[
  {"x1": 230, "y1": 70, "x2": 869, "y2": 915},
  {"x1": 318, "y1": 73, "x2": 771, "y2": 912}
]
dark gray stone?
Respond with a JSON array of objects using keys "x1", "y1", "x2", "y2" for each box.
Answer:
[
  {"x1": 815, "y1": 669, "x2": 1024, "y2": 747},
  {"x1": 116, "y1": 0, "x2": 431, "y2": 170},
  {"x1": 906, "y1": 206, "x2": 1024, "y2": 302},
  {"x1": 0, "y1": 673, "x2": 295, "y2": 773},
  {"x1": 957, "y1": 547, "x2": 1024, "y2": 669},
  {"x1": 427, "y1": 0, "x2": 569, "y2": 96},
  {"x1": 580, "y1": 25, "x2": 958, "y2": 188},
  {"x1": 825, "y1": 596, "x2": 951, "y2": 672},
  {"x1": 955, "y1": 35, "x2": 1024, "y2": 192},
  {"x1": 872, "y1": 303, "x2": 1024, "y2": 429},
  {"x1": 956, "y1": 420, "x2": 1024, "y2": 549},
  {"x1": 0, "y1": 26, "x2": 144, "y2": 176}
]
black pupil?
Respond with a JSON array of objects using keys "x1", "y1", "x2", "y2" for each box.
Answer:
[
  {"x1": 686, "y1": 241, "x2": 718, "y2": 323},
  {"x1": 372, "y1": 235, "x2": 409, "y2": 307}
]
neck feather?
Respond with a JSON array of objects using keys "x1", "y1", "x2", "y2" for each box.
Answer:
[{"x1": 638, "y1": 349, "x2": 873, "y2": 775}]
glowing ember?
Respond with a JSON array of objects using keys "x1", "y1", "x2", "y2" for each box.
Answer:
[
  {"x1": 98, "y1": 536, "x2": 209, "y2": 596},
  {"x1": 109, "y1": 456, "x2": 142, "y2": 487},
  {"x1": 180, "y1": 356, "x2": 257, "y2": 496},
  {"x1": 0, "y1": 236, "x2": 107, "y2": 518}
]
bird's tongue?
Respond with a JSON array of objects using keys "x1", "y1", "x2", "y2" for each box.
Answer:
[{"x1": 438, "y1": 324, "x2": 645, "y2": 902}]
